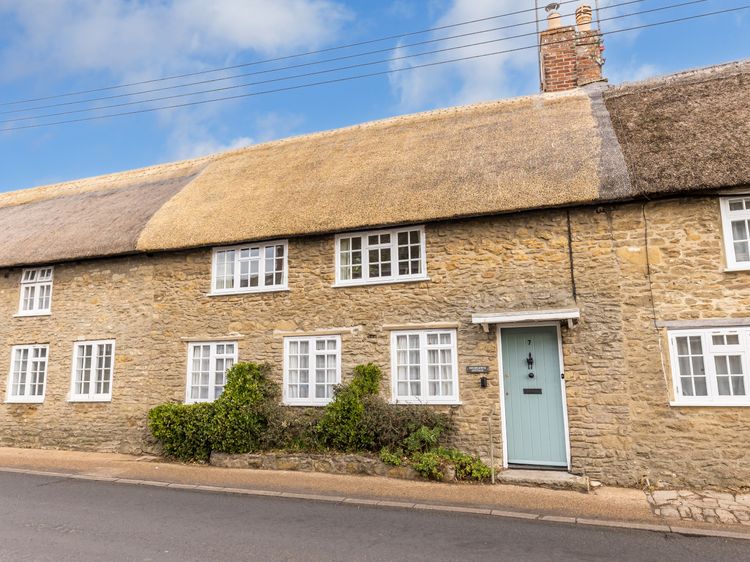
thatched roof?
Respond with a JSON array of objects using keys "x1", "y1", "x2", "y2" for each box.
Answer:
[{"x1": 1, "y1": 60, "x2": 748, "y2": 268}]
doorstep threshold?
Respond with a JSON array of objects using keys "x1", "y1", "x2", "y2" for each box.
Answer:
[{"x1": 497, "y1": 469, "x2": 589, "y2": 492}]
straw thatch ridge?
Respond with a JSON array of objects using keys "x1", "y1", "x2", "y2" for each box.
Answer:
[
  {"x1": 0, "y1": 60, "x2": 748, "y2": 268},
  {"x1": 603, "y1": 59, "x2": 750, "y2": 195},
  {"x1": 0, "y1": 173, "x2": 197, "y2": 268}
]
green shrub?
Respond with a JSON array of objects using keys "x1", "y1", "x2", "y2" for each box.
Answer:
[
  {"x1": 379, "y1": 447, "x2": 404, "y2": 466},
  {"x1": 403, "y1": 425, "x2": 443, "y2": 454},
  {"x1": 411, "y1": 451, "x2": 444, "y2": 480},
  {"x1": 148, "y1": 402, "x2": 215, "y2": 462},
  {"x1": 349, "y1": 363, "x2": 381, "y2": 395},
  {"x1": 438, "y1": 448, "x2": 492, "y2": 481},
  {"x1": 210, "y1": 362, "x2": 280, "y2": 454},
  {"x1": 360, "y1": 397, "x2": 452, "y2": 451},
  {"x1": 263, "y1": 407, "x2": 325, "y2": 452},
  {"x1": 317, "y1": 364, "x2": 382, "y2": 451},
  {"x1": 147, "y1": 360, "x2": 490, "y2": 483}
]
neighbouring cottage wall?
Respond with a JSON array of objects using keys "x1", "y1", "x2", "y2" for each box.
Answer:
[
  {"x1": 0, "y1": 197, "x2": 749, "y2": 489},
  {"x1": 0, "y1": 257, "x2": 158, "y2": 452}
]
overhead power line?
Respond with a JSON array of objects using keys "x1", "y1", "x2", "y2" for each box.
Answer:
[
  {"x1": 1, "y1": 0, "x2": 708, "y2": 124},
  {"x1": 0, "y1": 0, "x2": 653, "y2": 116},
  {"x1": 1, "y1": 4, "x2": 747, "y2": 133},
  {"x1": 0, "y1": 0, "x2": 587, "y2": 107}
]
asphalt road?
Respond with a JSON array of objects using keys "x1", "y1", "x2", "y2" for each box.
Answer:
[{"x1": 0, "y1": 472, "x2": 746, "y2": 562}]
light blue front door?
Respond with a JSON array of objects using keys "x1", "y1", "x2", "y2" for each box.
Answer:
[{"x1": 501, "y1": 326, "x2": 567, "y2": 467}]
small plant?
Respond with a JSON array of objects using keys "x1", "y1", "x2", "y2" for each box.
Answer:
[
  {"x1": 439, "y1": 448, "x2": 492, "y2": 481},
  {"x1": 379, "y1": 447, "x2": 404, "y2": 466},
  {"x1": 411, "y1": 451, "x2": 444, "y2": 481},
  {"x1": 403, "y1": 425, "x2": 442, "y2": 454}
]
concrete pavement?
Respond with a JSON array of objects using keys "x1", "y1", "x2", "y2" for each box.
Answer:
[{"x1": 0, "y1": 447, "x2": 748, "y2": 542}]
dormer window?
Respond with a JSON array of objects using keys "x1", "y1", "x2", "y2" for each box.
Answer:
[
  {"x1": 334, "y1": 226, "x2": 428, "y2": 287},
  {"x1": 17, "y1": 266, "x2": 53, "y2": 316},
  {"x1": 211, "y1": 241, "x2": 288, "y2": 295}
]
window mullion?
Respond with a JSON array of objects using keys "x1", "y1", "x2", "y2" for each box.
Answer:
[
  {"x1": 390, "y1": 230, "x2": 398, "y2": 281},
  {"x1": 209, "y1": 345, "x2": 217, "y2": 396},
  {"x1": 420, "y1": 332, "x2": 428, "y2": 400},
  {"x1": 704, "y1": 335, "x2": 719, "y2": 400},
  {"x1": 362, "y1": 236, "x2": 370, "y2": 282},
  {"x1": 24, "y1": 351, "x2": 32, "y2": 396},
  {"x1": 233, "y1": 252, "x2": 241, "y2": 291},
  {"x1": 306, "y1": 341, "x2": 313, "y2": 399},
  {"x1": 258, "y1": 245, "x2": 267, "y2": 289}
]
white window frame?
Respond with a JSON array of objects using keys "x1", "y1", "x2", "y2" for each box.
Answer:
[
  {"x1": 390, "y1": 329, "x2": 459, "y2": 405},
  {"x1": 69, "y1": 340, "x2": 116, "y2": 402},
  {"x1": 720, "y1": 196, "x2": 750, "y2": 271},
  {"x1": 334, "y1": 226, "x2": 428, "y2": 287},
  {"x1": 210, "y1": 240, "x2": 288, "y2": 295},
  {"x1": 283, "y1": 335, "x2": 342, "y2": 406},
  {"x1": 6, "y1": 344, "x2": 49, "y2": 404},
  {"x1": 16, "y1": 266, "x2": 53, "y2": 316},
  {"x1": 668, "y1": 327, "x2": 750, "y2": 407},
  {"x1": 185, "y1": 341, "x2": 238, "y2": 404}
]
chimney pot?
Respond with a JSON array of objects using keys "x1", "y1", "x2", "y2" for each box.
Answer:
[
  {"x1": 576, "y1": 5, "x2": 593, "y2": 32},
  {"x1": 545, "y1": 3, "x2": 562, "y2": 30}
]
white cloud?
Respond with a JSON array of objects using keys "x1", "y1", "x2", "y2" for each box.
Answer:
[
  {"x1": 0, "y1": 0, "x2": 352, "y2": 82},
  {"x1": 388, "y1": 0, "x2": 539, "y2": 112},
  {"x1": 607, "y1": 62, "x2": 660, "y2": 85},
  {"x1": 0, "y1": 1, "x2": 347, "y2": 162}
]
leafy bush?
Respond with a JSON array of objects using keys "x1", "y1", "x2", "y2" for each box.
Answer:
[
  {"x1": 148, "y1": 361, "x2": 491, "y2": 482},
  {"x1": 360, "y1": 397, "x2": 452, "y2": 451},
  {"x1": 209, "y1": 362, "x2": 280, "y2": 454},
  {"x1": 379, "y1": 447, "x2": 403, "y2": 466},
  {"x1": 411, "y1": 451, "x2": 444, "y2": 480},
  {"x1": 317, "y1": 364, "x2": 382, "y2": 451},
  {"x1": 263, "y1": 407, "x2": 325, "y2": 452},
  {"x1": 438, "y1": 448, "x2": 492, "y2": 481},
  {"x1": 148, "y1": 402, "x2": 215, "y2": 462},
  {"x1": 403, "y1": 425, "x2": 443, "y2": 454},
  {"x1": 379, "y1": 429, "x2": 491, "y2": 482},
  {"x1": 349, "y1": 363, "x2": 381, "y2": 395}
]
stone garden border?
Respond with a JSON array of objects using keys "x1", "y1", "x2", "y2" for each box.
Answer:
[{"x1": 210, "y1": 451, "x2": 424, "y2": 481}]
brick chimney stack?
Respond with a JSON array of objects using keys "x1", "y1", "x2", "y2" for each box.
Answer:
[{"x1": 540, "y1": 3, "x2": 605, "y2": 93}]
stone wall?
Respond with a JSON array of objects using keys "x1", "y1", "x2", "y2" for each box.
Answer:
[{"x1": 1, "y1": 196, "x2": 748, "y2": 489}]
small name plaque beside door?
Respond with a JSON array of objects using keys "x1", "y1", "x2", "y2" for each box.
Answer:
[{"x1": 466, "y1": 366, "x2": 490, "y2": 374}]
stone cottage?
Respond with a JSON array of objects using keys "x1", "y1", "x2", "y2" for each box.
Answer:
[{"x1": 1, "y1": 10, "x2": 749, "y2": 489}]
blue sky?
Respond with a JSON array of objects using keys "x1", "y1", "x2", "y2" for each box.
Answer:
[{"x1": 0, "y1": 0, "x2": 748, "y2": 192}]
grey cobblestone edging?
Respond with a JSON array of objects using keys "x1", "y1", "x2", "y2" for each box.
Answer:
[
  {"x1": 647, "y1": 490, "x2": 750, "y2": 526},
  {"x1": 2, "y1": 466, "x2": 750, "y2": 541}
]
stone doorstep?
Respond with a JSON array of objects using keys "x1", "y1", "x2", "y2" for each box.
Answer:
[{"x1": 495, "y1": 469, "x2": 589, "y2": 493}]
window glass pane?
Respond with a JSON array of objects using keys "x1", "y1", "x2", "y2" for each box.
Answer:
[
  {"x1": 734, "y1": 241, "x2": 750, "y2": 263},
  {"x1": 693, "y1": 377, "x2": 708, "y2": 396},
  {"x1": 729, "y1": 200, "x2": 744, "y2": 211},
  {"x1": 689, "y1": 336, "x2": 702, "y2": 354},
  {"x1": 727, "y1": 334, "x2": 740, "y2": 345},
  {"x1": 732, "y1": 377, "x2": 746, "y2": 396},
  {"x1": 732, "y1": 220, "x2": 749, "y2": 241},
  {"x1": 676, "y1": 336, "x2": 689, "y2": 356},
  {"x1": 717, "y1": 377, "x2": 731, "y2": 396}
]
